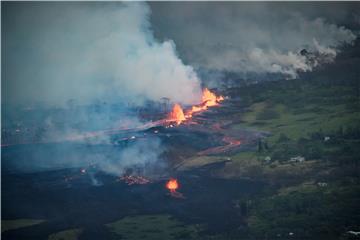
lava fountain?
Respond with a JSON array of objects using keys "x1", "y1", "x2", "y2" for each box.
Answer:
[
  {"x1": 187, "y1": 88, "x2": 224, "y2": 117},
  {"x1": 168, "y1": 104, "x2": 186, "y2": 125},
  {"x1": 166, "y1": 178, "x2": 184, "y2": 199},
  {"x1": 202, "y1": 88, "x2": 224, "y2": 107},
  {"x1": 167, "y1": 88, "x2": 224, "y2": 125},
  {"x1": 166, "y1": 178, "x2": 179, "y2": 193}
]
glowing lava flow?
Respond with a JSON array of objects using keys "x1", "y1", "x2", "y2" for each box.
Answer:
[
  {"x1": 167, "y1": 88, "x2": 224, "y2": 125},
  {"x1": 2, "y1": 89, "x2": 223, "y2": 147},
  {"x1": 166, "y1": 178, "x2": 179, "y2": 193},
  {"x1": 202, "y1": 88, "x2": 224, "y2": 107},
  {"x1": 168, "y1": 104, "x2": 186, "y2": 125},
  {"x1": 187, "y1": 88, "x2": 224, "y2": 118}
]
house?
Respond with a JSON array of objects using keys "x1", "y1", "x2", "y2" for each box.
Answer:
[
  {"x1": 289, "y1": 156, "x2": 305, "y2": 163},
  {"x1": 264, "y1": 156, "x2": 271, "y2": 163},
  {"x1": 317, "y1": 182, "x2": 328, "y2": 187}
]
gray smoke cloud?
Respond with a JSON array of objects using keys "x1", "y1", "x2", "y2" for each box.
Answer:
[
  {"x1": 150, "y1": 2, "x2": 358, "y2": 78},
  {"x1": 3, "y1": 2, "x2": 202, "y2": 107},
  {"x1": 97, "y1": 137, "x2": 164, "y2": 177},
  {"x1": 4, "y1": 136, "x2": 164, "y2": 179},
  {"x1": 2, "y1": 2, "x2": 192, "y2": 177}
]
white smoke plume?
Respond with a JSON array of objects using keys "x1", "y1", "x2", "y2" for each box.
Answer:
[
  {"x1": 150, "y1": 2, "x2": 358, "y2": 78},
  {"x1": 96, "y1": 137, "x2": 164, "y2": 177},
  {"x1": 4, "y1": 136, "x2": 164, "y2": 178},
  {"x1": 3, "y1": 2, "x2": 202, "y2": 107},
  {"x1": 2, "y1": 2, "x2": 196, "y2": 176}
]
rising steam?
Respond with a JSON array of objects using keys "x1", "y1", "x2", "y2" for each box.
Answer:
[
  {"x1": 150, "y1": 2, "x2": 358, "y2": 78},
  {"x1": 2, "y1": 2, "x2": 201, "y2": 177},
  {"x1": 3, "y1": 2, "x2": 202, "y2": 107}
]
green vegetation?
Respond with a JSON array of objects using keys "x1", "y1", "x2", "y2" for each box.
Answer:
[
  {"x1": 48, "y1": 228, "x2": 83, "y2": 240},
  {"x1": 234, "y1": 101, "x2": 360, "y2": 144},
  {"x1": 218, "y1": 151, "x2": 321, "y2": 186},
  {"x1": 248, "y1": 183, "x2": 360, "y2": 240},
  {"x1": 225, "y1": 71, "x2": 360, "y2": 167},
  {"x1": 178, "y1": 156, "x2": 224, "y2": 170},
  {"x1": 209, "y1": 63, "x2": 360, "y2": 239},
  {"x1": 217, "y1": 151, "x2": 261, "y2": 178},
  {"x1": 106, "y1": 214, "x2": 202, "y2": 240},
  {"x1": 1, "y1": 219, "x2": 45, "y2": 232}
]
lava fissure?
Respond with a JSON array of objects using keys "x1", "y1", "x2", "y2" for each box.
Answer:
[{"x1": 167, "y1": 88, "x2": 224, "y2": 125}]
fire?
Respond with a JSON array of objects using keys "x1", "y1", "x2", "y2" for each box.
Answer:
[
  {"x1": 202, "y1": 88, "x2": 223, "y2": 107},
  {"x1": 167, "y1": 88, "x2": 224, "y2": 124},
  {"x1": 166, "y1": 178, "x2": 179, "y2": 192},
  {"x1": 166, "y1": 178, "x2": 185, "y2": 199},
  {"x1": 187, "y1": 88, "x2": 224, "y2": 117},
  {"x1": 168, "y1": 104, "x2": 186, "y2": 125}
]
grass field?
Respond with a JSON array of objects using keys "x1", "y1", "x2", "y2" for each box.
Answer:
[
  {"x1": 247, "y1": 182, "x2": 360, "y2": 239},
  {"x1": 233, "y1": 101, "x2": 360, "y2": 143},
  {"x1": 177, "y1": 156, "x2": 225, "y2": 170},
  {"x1": 106, "y1": 214, "x2": 202, "y2": 240},
  {"x1": 1, "y1": 219, "x2": 45, "y2": 233},
  {"x1": 48, "y1": 228, "x2": 83, "y2": 240}
]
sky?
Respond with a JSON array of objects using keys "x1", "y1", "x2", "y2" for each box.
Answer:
[{"x1": 2, "y1": 2, "x2": 360, "y2": 108}]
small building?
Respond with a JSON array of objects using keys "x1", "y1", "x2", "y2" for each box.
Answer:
[
  {"x1": 264, "y1": 156, "x2": 271, "y2": 163},
  {"x1": 289, "y1": 156, "x2": 305, "y2": 163},
  {"x1": 317, "y1": 182, "x2": 328, "y2": 187}
]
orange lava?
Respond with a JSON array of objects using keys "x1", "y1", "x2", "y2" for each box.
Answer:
[
  {"x1": 166, "y1": 178, "x2": 179, "y2": 192},
  {"x1": 187, "y1": 88, "x2": 224, "y2": 117},
  {"x1": 167, "y1": 88, "x2": 224, "y2": 124},
  {"x1": 202, "y1": 88, "x2": 223, "y2": 107},
  {"x1": 168, "y1": 104, "x2": 186, "y2": 125}
]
